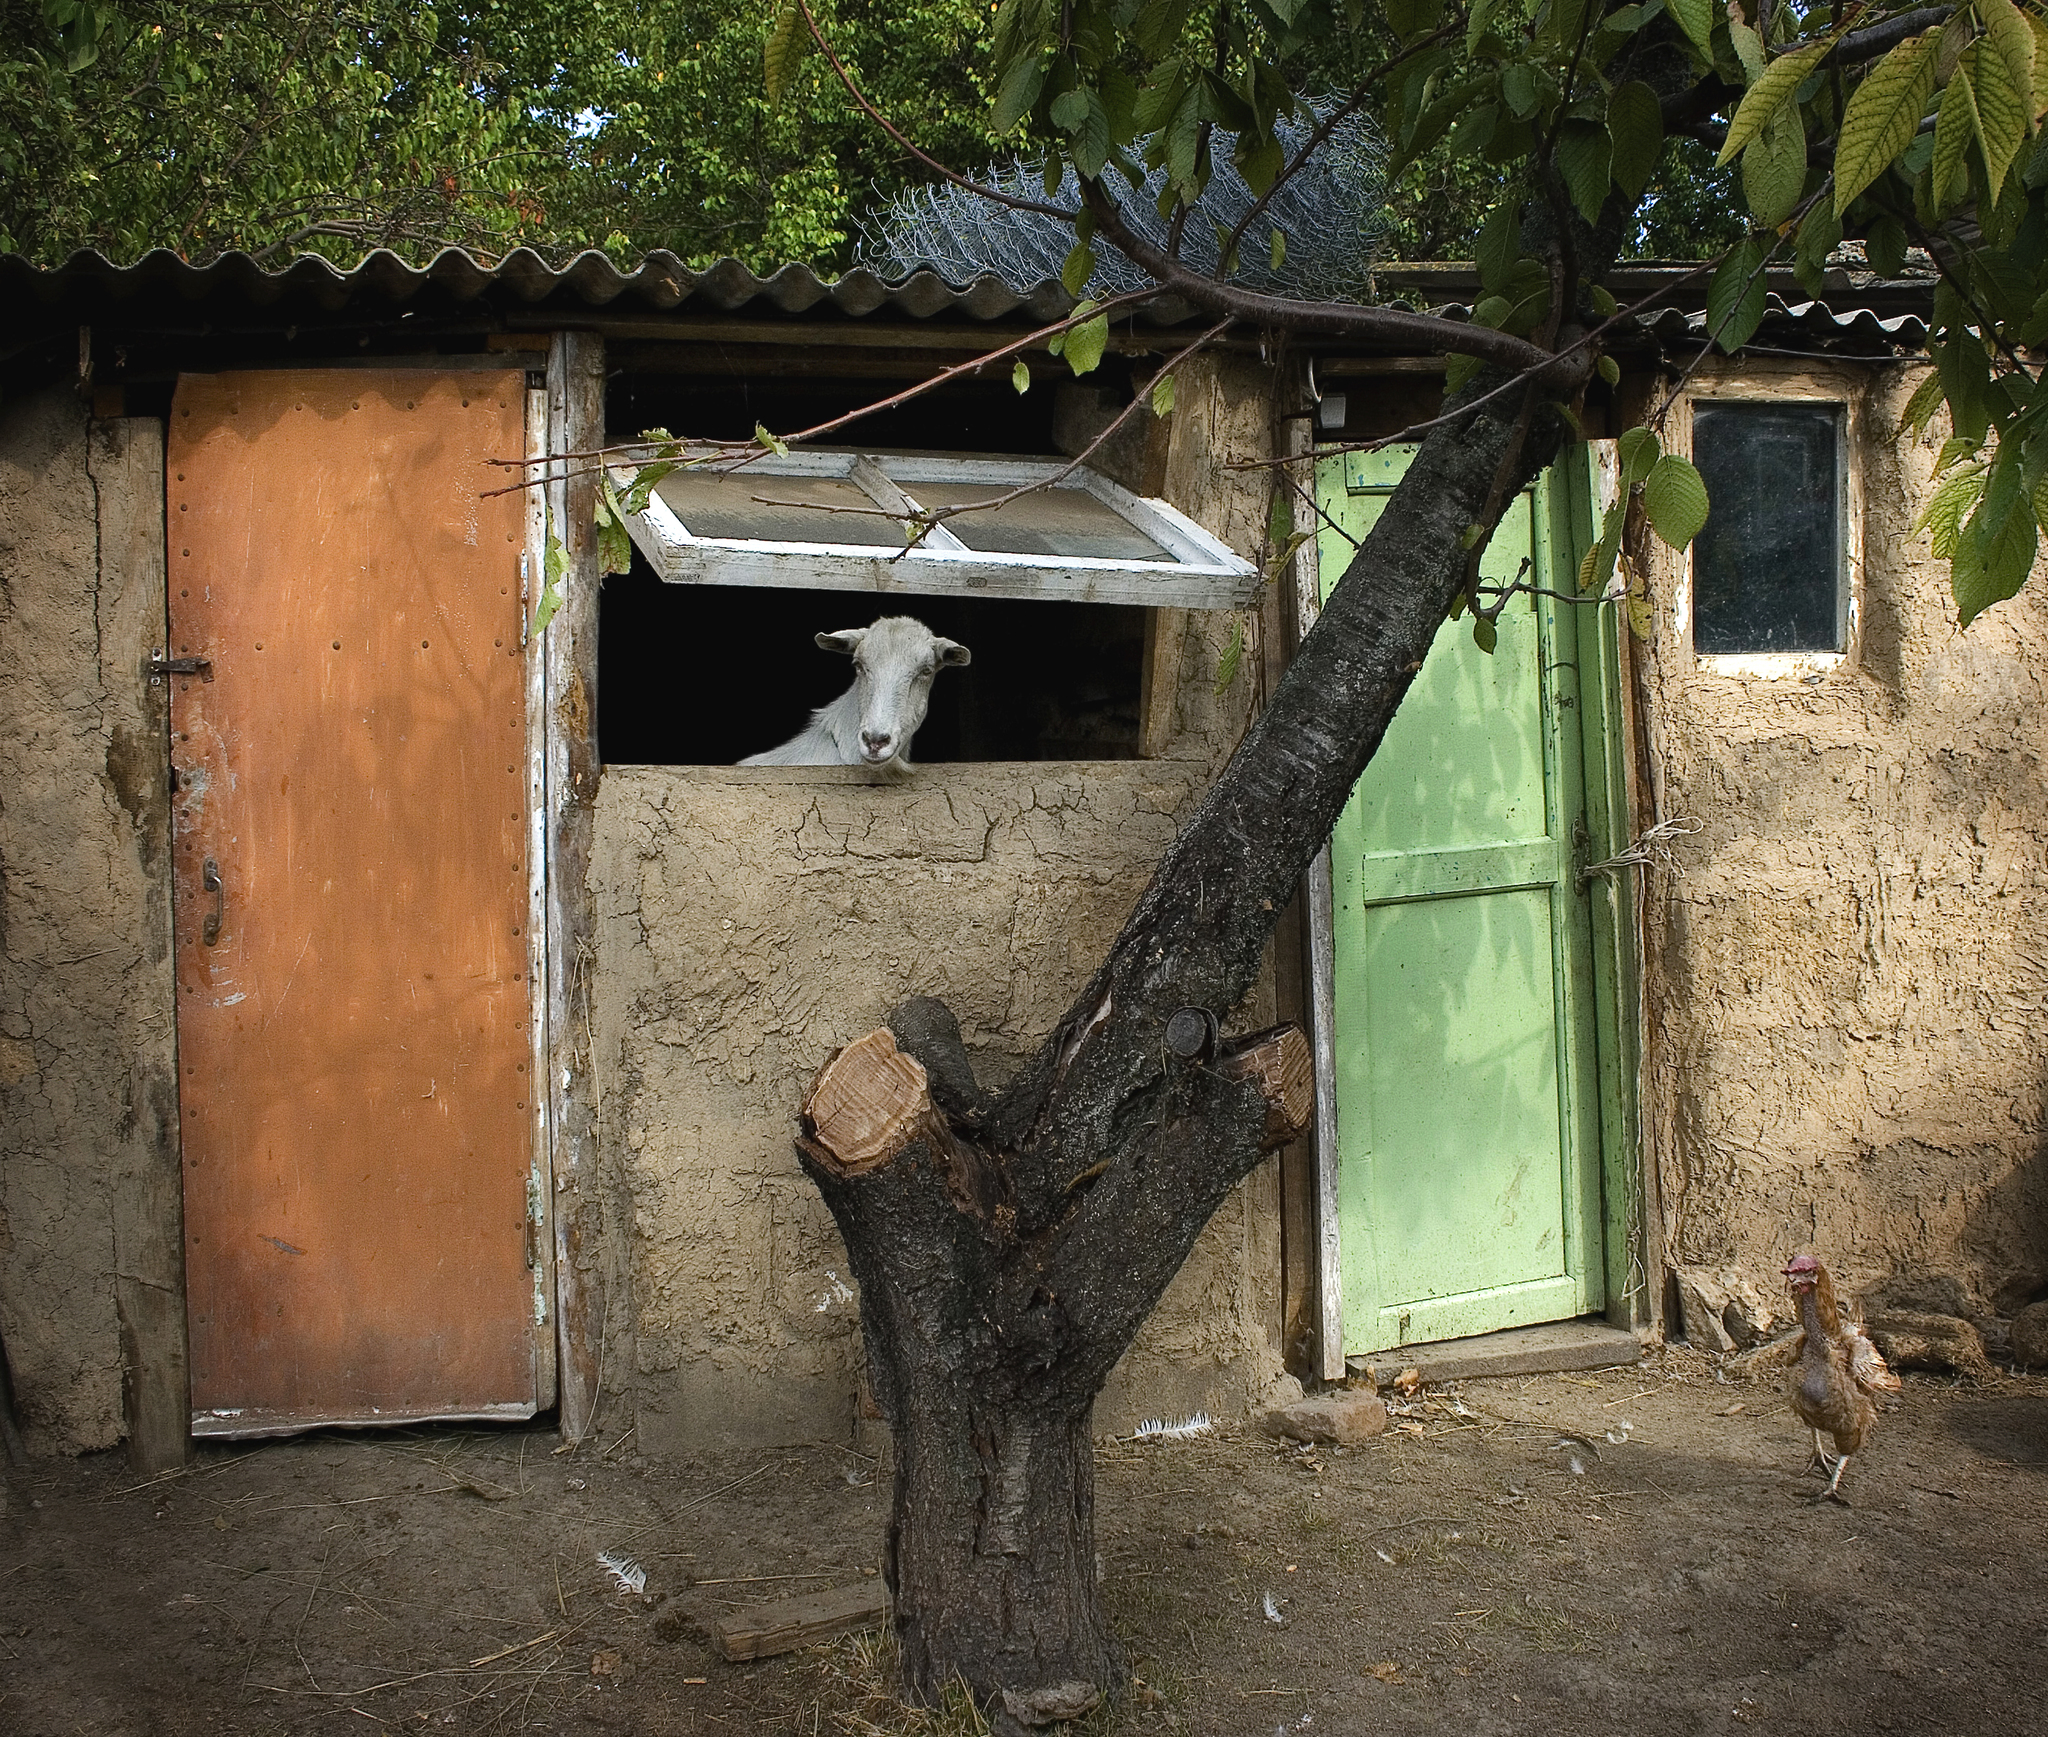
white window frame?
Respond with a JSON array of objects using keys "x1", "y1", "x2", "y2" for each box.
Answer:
[
  {"x1": 1673, "y1": 365, "x2": 1865, "y2": 680},
  {"x1": 617, "y1": 449, "x2": 1258, "y2": 609}
]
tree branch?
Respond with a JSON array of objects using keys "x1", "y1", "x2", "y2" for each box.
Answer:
[
  {"x1": 794, "y1": 0, "x2": 1070, "y2": 221},
  {"x1": 1218, "y1": 21, "x2": 1465, "y2": 274},
  {"x1": 1076, "y1": 179, "x2": 1572, "y2": 378}
]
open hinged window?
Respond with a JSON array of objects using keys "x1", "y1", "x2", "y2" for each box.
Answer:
[{"x1": 618, "y1": 450, "x2": 1258, "y2": 608}]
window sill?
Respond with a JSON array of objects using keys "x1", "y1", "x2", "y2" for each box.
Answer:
[{"x1": 1690, "y1": 650, "x2": 1847, "y2": 680}]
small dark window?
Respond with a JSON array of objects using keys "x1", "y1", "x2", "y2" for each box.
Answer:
[{"x1": 1689, "y1": 402, "x2": 1845, "y2": 655}]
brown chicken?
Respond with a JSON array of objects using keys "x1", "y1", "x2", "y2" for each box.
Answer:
[{"x1": 1783, "y1": 1254, "x2": 1901, "y2": 1500}]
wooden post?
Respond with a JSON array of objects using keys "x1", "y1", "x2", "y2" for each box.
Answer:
[
  {"x1": 93, "y1": 415, "x2": 191, "y2": 1473},
  {"x1": 546, "y1": 332, "x2": 609, "y2": 1445}
]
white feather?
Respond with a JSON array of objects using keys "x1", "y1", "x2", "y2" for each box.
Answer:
[
  {"x1": 1262, "y1": 1590, "x2": 1284, "y2": 1624},
  {"x1": 597, "y1": 1549, "x2": 647, "y2": 1595},
  {"x1": 1132, "y1": 1411, "x2": 1214, "y2": 1443}
]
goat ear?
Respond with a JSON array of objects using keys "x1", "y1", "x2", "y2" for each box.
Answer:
[
  {"x1": 934, "y1": 638, "x2": 972, "y2": 667},
  {"x1": 816, "y1": 630, "x2": 863, "y2": 656}
]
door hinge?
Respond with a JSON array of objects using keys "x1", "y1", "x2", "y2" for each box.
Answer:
[{"x1": 148, "y1": 649, "x2": 213, "y2": 683}]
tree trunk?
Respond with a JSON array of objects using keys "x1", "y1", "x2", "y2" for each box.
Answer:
[
  {"x1": 890, "y1": 1385, "x2": 1113, "y2": 1698},
  {"x1": 793, "y1": 167, "x2": 1636, "y2": 1707}
]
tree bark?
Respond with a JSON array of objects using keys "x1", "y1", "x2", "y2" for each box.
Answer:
[{"x1": 794, "y1": 126, "x2": 1654, "y2": 1700}]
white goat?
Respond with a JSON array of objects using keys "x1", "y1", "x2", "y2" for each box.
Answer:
[{"x1": 740, "y1": 615, "x2": 970, "y2": 772}]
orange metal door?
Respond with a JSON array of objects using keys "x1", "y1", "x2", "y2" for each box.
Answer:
[{"x1": 168, "y1": 370, "x2": 544, "y2": 1436}]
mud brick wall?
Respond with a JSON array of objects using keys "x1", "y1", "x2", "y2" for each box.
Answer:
[
  {"x1": 588, "y1": 766, "x2": 1290, "y2": 1453},
  {"x1": 0, "y1": 390, "x2": 183, "y2": 1456},
  {"x1": 1638, "y1": 361, "x2": 2048, "y2": 1318}
]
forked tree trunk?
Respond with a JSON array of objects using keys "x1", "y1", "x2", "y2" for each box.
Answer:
[{"x1": 795, "y1": 304, "x2": 1600, "y2": 1707}]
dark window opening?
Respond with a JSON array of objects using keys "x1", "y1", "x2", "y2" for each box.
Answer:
[
  {"x1": 1690, "y1": 401, "x2": 1845, "y2": 655},
  {"x1": 599, "y1": 549, "x2": 1149, "y2": 765}
]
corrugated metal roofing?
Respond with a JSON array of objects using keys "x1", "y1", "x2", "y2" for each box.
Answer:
[
  {"x1": 0, "y1": 245, "x2": 1076, "y2": 324},
  {"x1": 0, "y1": 244, "x2": 1933, "y2": 350}
]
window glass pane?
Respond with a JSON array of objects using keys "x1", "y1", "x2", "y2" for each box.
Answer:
[
  {"x1": 906, "y1": 481, "x2": 1175, "y2": 561},
  {"x1": 1690, "y1": 403, "x2": 1843, "y2": 654},
  {"x1": 654, "y1": 471, "x2": 908, "y2": 547}
]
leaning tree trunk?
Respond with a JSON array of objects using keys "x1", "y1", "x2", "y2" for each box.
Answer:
[{"x1": 793, "y1": 171, "x2": 1630, "y2": 1707}]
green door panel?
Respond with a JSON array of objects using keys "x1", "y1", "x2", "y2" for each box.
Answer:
[{"x1": 1320, "y1": 447, "x2": 1610, "y2": 1355}]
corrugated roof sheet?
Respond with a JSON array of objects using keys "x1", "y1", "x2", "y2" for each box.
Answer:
[
  {"x1": 0, "y1": 244, "x2": 1934, "y2": 350},
  {"x1": 0, "y1": 245, "x2": 1076, "y2": 324}
]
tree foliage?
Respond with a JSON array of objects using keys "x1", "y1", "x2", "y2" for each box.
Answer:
[
  {"x1": 0, "y1": 0, "x2": 1003, "y2": 267},
  {"x1": 907, "y1": 0, "x2": 2048, "y2": 627}
]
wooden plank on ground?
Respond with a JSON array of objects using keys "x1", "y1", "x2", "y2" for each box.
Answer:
[{"x1": 713, "y1": 1581, "x2": 890, "y2": 1662}]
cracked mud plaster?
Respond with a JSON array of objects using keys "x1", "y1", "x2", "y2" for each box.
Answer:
[
  {"x1": 591, "y1": 765, "x2": 1289, "y2": 1454},
  {"x1": 1639, "y1": 363, "x2": 2048, "y2": 1316},
  {"x1": 1, "y1": 392, "x2": 177, "y2": 1454}
]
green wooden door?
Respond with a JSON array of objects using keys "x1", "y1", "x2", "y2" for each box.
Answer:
[{"x1": 1320, "y1": 446, "x2": 1611, "y2": 1354}]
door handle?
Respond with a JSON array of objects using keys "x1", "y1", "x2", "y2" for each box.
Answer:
[{"x1": 202, "y1": 858, "x2": 224, "y2": 946}]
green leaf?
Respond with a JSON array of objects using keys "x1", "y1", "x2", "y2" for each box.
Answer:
[
  {"x1": 991, "y1": 54, "x2": 1045, "y2": 132},
  {"x1": 1445, "y1": 352, "x2": 1484, "y2": 395},
  {"x1": 1897, "y1": 368, "x2": 1949, "y2": 439},
  {"x1": 1269, "y1": 227, "x2": 1287, "y2": 272},
  {"x1": 1238, "y1": 134, "x2": 1285, "y2": 195},
  {"x1": 1214, "y1": 617, "x2": 1243, "y2": 696},
  {"x1": 1588, "y1": 282, "x2": 1619, "y2": 318},
  {"x1": 1916, "y1": 459, "x2": 1986, "y2": 556},
  {"x1": 1719, "y1": 42, "x2": 1830, "y2": 165},
  {"x1": 1475, "y1": 199, "x2": 1521, "y2": 293},
  {"x1": 1667, "y1": 0, "x2": 1714, "y2": 56},
  {"x1": 1608, "y1": 82, "x2": 1665, "y2": 198},
  {"x1": 1061, "y1": 239, "x2": 1095, "y2": 296},
  {"x1": 1597, "y1": 353, "x2": 1621, "y2": 388},
  {"x1": 1970, "y1": 27, "x2": 2031, "y2": 201},
  {"x1": 1466, "y1": 0, "x2": 1505, "y2": 53},
  {"x1": 1742, "y1": 101, "x2": 1808, "y2": 229},
  {"x1": 1557, "y1": 121, "x2": 1613, "y2": 225},
  {"x1": 1932, "y1": 435, "x2": 1982, "y2": 478},
  {"x1": 1642, "y1": 454, "x2": 1711, "y2": 548},
  {"x1": 1618, "y1": 424, "x2": 1661, "y2": 484},
  {"x1": 531, "y1": 534, "x2": 568, "y2": 639},
  {"x1": 754, "y1": 423, "x2": 789, "y2": 457},
  {"x1": 620, "y1": 462, "x2": 679, "y2": 517},
  {"x1": 1447, "y1": 102, "x2": 1500, "y2": 159},
  {"x1": 1578, "y1": 498, "x2": 1627, "y2": 595},
  {"x1": 1792, "y1": 201, "x2": 1843, "y2": 296},
  {"x1": 1268, "y1": 488, "x2": 1294, "y2": 548},
  {"x1": 1977, "y1": 0, "x2": 2038, "y2": 133},
  {"x1": 1012, "y1": 359, "x2": 1032, "y2": 394},
  {"x1": 1050, "y1": 88, "x2": 1091, "y2": 133},
  {"x1": 1151, "y1": 371, "x2": 1176, "y2": 417},
  {"x1": 1865, "y1": 212, "x2": 1908, "y2": 279},
  {"x1": 1931, "y1": 64, "x2": 1979, "y2": 214},
  {"x1": 1834, "y1": 31, "x2": 1941, "y2": 216},
  {"x1": 1953, "y1": 445, "x2": 2036, "y2": 624},
  {"x1": 1472, "y1": 613, "x2": 1498, "y2": 654},
  {"x1": 1063, "y1": 312, "x2": 1109, "y2": 376},
  {"x1": 597, "y1": 493, "x2": 633, "y2": 578},
  {"x1": 1384, "y1": 0, "x2": 1446, "y2": 40},
  {"x1": 1706, "y1": 238, "x2": 1769, "y2": 353},
  {"x1": 763, "y1": 0, "x2": 806, "y2": 111},
  {"x1": 1501, "y1": 63, "x2": 1539, "y2": 120},
  {"x1": 1727, "y1": 17, "x2": 1768, "y2": 84}
]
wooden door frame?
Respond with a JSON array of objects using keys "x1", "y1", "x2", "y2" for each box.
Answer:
[
  {"x1": 1293, "y1": 441, "x2": 1655, "y2": 1379},
  {"x1": 539, "y1": 330, "x2": 611, "y2": 1446}
]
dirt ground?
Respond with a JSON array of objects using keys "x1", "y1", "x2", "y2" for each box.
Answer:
[{"x1": 2, "y1": 1346, "x2": 2043, "y2": 1737}]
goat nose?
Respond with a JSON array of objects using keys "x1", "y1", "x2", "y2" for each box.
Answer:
[{"x1": 862, "y1": 730, "x2": 892, "y2": 750}]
